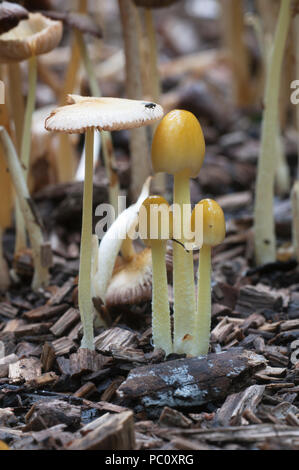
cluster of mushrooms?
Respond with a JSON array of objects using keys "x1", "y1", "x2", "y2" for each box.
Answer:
[{"x1": 2, "y1": 0, "x2": 298, "y2": 358}]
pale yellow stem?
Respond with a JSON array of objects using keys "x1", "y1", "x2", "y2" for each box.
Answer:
[
  {"x1": 79, "y1": 128, "x2": 95, "y2": 350},
  {"x1": 192, "y1": 244, "x2": 211, "y2": 356},
  {"x1": 173, "y1": 170, "x2": 196, "y2": 354},
  {"x1": 121, "y1": 237, "x2": 135, "y2": 262},
  {"x1": 151, "y1": 240, "x2": 172, "y2": 356}
]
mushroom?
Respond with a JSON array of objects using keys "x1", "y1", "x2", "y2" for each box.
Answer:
[
  {"x1": 151, "y1": 109, "x2": 205, "y2": 354},
  {"x1": 253, "y1": 0, "x2": 291, "y2": 265},
  {"x1": 45, "y1": 96, "x2": 163, "y2": 350},
  {"x1": 0, "y1": 12, "x2": 63, "y2": 253},
  {"x1": 191, "y1": 199, "x2": 225, "y2": 356},
  {"x1": 94, "y1": 177, "x2": 152, "y2": 310},
  {"x1": 139, "y1": 195, "x2": 172, "y2": 355}
]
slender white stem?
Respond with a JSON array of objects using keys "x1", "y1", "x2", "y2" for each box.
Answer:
[
  {"x1": 0, "y1": 127, "x2": 49, "y2": 291},
  {"x1": 79, "y1": 128, "x2": 95, "y2": 350},
  {"x1": 173, "y1": 170, "x2": 196, "y2": 354},
  {"x1": 151, "y1": 241, "x2": 172, "y2": 356},
  {"x1": 253, "y1": 0, "x2": 291, "y2": 265}
]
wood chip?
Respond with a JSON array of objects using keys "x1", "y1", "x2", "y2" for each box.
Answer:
[
  {"x1": 236, "y1": 284, "x2": 283, "y2": 316},
  {"x1": 23, "y1": 303, "x2": 69, "y2": 321},
  {"x1": 94, "y1": 327, "x2": 138, "y2": 353},
  {"x1": 9, "y1": 358, "x2": 42, "y2": 382},
  {"x1": 67, "y1": 411, "x2": 135, "y2": 450},
  {"x1": 118, "y1": 348, "x2": 266, "y2": 416},
  {"x1": 50, "y1": 308, "x2": 80, "y2": 337}
]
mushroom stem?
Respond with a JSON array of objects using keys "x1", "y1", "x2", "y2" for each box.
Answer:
[
  {"x1": 193, "y1": 244, "x2": 211, "y2": 356},
  {"x1": 0, "y1": 127, "x2": 49, "y2": 291},
  {"x1": 253, "y1": 0, "x2": 291, "y2": 265},
  {"x1": 0, "y1": 227, "x2": 10, "y2": 292},
  {"x1": 15, "y1": 55, "x2": 37, "y2": 254},
  {"x1": 143, "y1": 8, "x2": 166, "y2": 196},
  {"x1": 78, "y1": 128, "x2": 95, "y2": 350},
  {"x1": 21, "y1": 55, "x2": 37, "y2": 181},
  {"x1": 292, "y1": 14, "x2": 299, "y2": 262},
  {"x1": 151, "y1": 240, "x2": 172, "y2": 356},
  {"x1": 75, "y1": 30, "x2": 120, "y2": 215},
  {"x1": 173, "y1": 170, "x2": 196, "y2": 354},
  {"x1": 119, "y1": 0, "x2": 151, "y2": 200},
  {"x1": 7, "y1": 63, "x2": 24, "y2": 153}
]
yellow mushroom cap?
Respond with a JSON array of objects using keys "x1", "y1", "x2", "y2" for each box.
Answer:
[
  {"x1": 151, "y1": 109, "x2": 205, "y2": 178},
  {"x1": 191, "y1": 199, "x2": 225, "y2": 247},
  {"x1": 45, "y1": 95, "x2": 164, "y2": 134},
  {"x1": 0, "y1": 12, "x2": 63, "y2": 63},
  {"x1": 140, "y1": 195, "x2": 172, "y2": 244}
]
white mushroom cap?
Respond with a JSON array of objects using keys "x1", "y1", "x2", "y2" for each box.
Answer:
[
  {"x1": 45, "y1": 95, "x2": 164, "y2": 134},
  {"x1": 0, "y1": 12, "x2": 63, "y2": 63}
]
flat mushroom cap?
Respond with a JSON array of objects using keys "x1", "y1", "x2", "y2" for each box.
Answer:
[
  {"x1": 45, "y1": 95, "x2": 164, "y2": 134},
  {"x1": 0, "y1": 12, "x2": 63, "y2": 63}
]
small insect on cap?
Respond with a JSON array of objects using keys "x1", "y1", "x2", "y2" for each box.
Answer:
[
  {"x1": 133, "y1": 0, "x2": 180, "y2": 8},
  {"x1": 191, "y1": 199, "x2": 225, "y2": 247},
  {"x1": 140, "y1": 195, "x2": 172, "y2": 244},
  {"x1": 151, "y1": 109, "x2": 205, "y2": 178},
  {"x1": 0, "y1": 12, "x2": 63, "y2": 63},
  {"x1": 45, "y1": 95, "x2": 164, "y2": 134}
]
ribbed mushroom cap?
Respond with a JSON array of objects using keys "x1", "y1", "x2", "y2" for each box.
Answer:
[
  {"x1": 45, "y1": 95, "x2": 164, "y2": 134},
  {"x1": 191, "y1": 199, "x2": 225, "y2": 247},
  {"x1": 0, "y1": 2, "x2": 29, "y2": 35},
  {"x1": 105, "y1": 249, "x2": 152, "y2": 308},
  {"x1": 133, "y1": 0, "x2": 180, "y2": 8},
  {"x1": 0, "y1": 12, "x2": 63, "y2": 63},
  {"x1": 151, "y1": 109, "x2": 205, "y2": 178}
]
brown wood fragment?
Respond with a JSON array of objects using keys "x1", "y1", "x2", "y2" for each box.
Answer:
[
  {"x1": 27, "y1": 372, "x2": 59, "y2": 388},
  {"x1": 171, "y1": 437, "x2": 213, "y2": 451},
  {"x1": 0, "y1": 302, "x2": 18, "y2": 319},
  {"x1": 118, "y1": 348, "x2": 266, "y2": 416},
  {"x1": 69, "y1": 349, "x2": 105, "y2": 377},
  {"x1": 41, "y1": 342, "x2": 56, "y2": 372},
  {"x1": 9, "y1": 358, "x2": 42, "y2": 383},
  {"x1": 67, "y1": 411, "x2": 135, "y2": 450},
  {"x1": 236, "y1": 284, "x2": 283, "y2": 317},
  {"x1": 159, "y1": 406, "x2": 193, "y2": 428},
  {"x1": 101, "y1": 377, "x2": 124, "y2": 402},
  {"x1": 47, "y1": 279, "x2": 75, "y2": 306},
  {"x1": 177, "y1": 424, "x2": 299, "y2": 444},
  {"x1": 14, "y1": 322, "x2": 52, "y2": 338},
  {"x1": 50, "y1": 308, "x2": 80, "y2": 337},
  {"x1": 215, "y1": 385, "x2": 265, "y2": 426},
  {"x1": 94, "y1": 327, "x2": 138, "y2": 353},
  {"x1": 73, "y1": 382, "x2": 97, "y2": 398},
  {"x1": 25, "y1": 399, "x2": 81, "y2": 432},
  {"x1": 23, "y1": 303, "x2": 68, "y2": 321},
  {"x1": 52, "y1": 337, "x2": 76, "y2": 356}
]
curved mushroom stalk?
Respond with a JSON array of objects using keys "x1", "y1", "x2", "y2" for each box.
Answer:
[
  {"x1": 253, "y1": 0, "x2": 292, "y2": 265},
  {"x1": 0, "y1": 127, "x2": 50, "y2": 291}
]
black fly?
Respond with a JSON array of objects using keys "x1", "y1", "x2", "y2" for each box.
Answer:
[{"x1": 144, "y1": 102, "x2": 156, "y2": 109}]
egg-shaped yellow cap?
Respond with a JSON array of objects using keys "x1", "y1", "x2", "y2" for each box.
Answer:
[
  {"x1": 151, "y1": 109, "x2": 205, "y2": 178},
  {"x1": 140, "y1": 195, "x2": 172, "y2": 244},
  {"x1": 191, "y1": 199, "x2": 225, "y2": 247}
]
